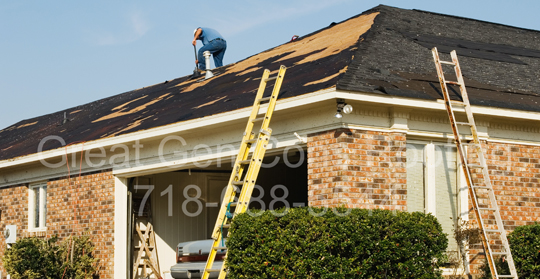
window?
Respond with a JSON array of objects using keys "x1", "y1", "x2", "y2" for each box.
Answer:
[
  {"x1": 406, "y1": 141, "x2": 468, "y2": 253},
  {"x1": 29, "y1": 183, "x2": 47, "y2": 230}
]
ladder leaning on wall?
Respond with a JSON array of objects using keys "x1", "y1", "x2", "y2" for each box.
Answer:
[
  {"x1": 201, "y1": 65, "x2": 287, "y2": 279},
  {"x1": 432, "y1": 47, "x2": 518, "y2": 279}
]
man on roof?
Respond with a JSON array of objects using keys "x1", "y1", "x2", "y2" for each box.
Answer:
[{"x1": 192, "y1": 27, "x2": 227, "y2": 71}]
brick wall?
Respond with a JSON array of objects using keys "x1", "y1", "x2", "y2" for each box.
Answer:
[
  {"x1": 0, "y1": 184, "x2": 28, "y2": 278},
  {"x1": 307, "y1": 128, "x2": 407, "y2": 210},
  {"x1": 0, "y1": 170, "x2": 115, "y2": 279},
  {"x1": 467, "y1": 141, "x2": 540, "y2": 276},
  {"x1": 308, "y1": 129, "x2": 540, "y2": 277}
]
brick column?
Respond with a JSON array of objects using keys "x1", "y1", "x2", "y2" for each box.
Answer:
[{"x1": 307, "y1": 128, "x2": 407, "y2": 210}]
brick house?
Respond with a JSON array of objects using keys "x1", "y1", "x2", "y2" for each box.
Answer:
[{"x1": 1, "y1": 5, "x2": 539, "y2": 278}]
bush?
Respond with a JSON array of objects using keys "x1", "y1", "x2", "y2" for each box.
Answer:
[
  {"x1": 226, "y1": 207, "x2": 448, "y2": 278},
  {"x1": 510, "y1": 223, "x2": 540, "y2": 278},
  {"x1": 480, "y1": 223, "x2": 540, "y2": 279},
  {"x1": 2, "y1": 234, "x2": 98, "y2": 279}
]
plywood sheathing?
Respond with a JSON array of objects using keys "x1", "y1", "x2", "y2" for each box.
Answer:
[
  {"x1": 92, "y1": 93, "x2": 170, "y2": 123},
  {"x1": 174, "y1": 12, "x2": 379, "y2": 93},
  {"x1": 16, "y1": 121, "x2": 38, "y2": 129}
]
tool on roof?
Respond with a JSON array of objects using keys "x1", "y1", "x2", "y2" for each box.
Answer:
[
  {"x1": 189, "y1": 45, "x2": 203, "y2": 80},
  {"x1": 202, "y1": 66, "x2": 287, "y2": 279},
  {"x1": 432, "y1": 47, "x2": 518, "y2": 279}
]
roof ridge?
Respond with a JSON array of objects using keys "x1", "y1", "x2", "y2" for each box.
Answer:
[{"x1": 412, "y1": 8, "x2": 540, "y2": 34}]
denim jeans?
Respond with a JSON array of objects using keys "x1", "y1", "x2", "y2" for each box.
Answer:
[{"x1": 198, "y1": 39, "x2": 227, "y2": 70}]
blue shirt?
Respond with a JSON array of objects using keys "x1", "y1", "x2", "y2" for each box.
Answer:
[{"x1": 197, "y1": 27, "x2": 224, "y2": 45}]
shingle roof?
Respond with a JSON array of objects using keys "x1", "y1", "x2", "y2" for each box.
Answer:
[
  {"x1": 1, "y1": 5, "x2": 539, "y2": 161},
  {"x1": 338, "y1": 5, "x2": 540, "y2": 111}
]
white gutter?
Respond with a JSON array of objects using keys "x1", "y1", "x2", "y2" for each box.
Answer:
[{"x1": 336, "y1": 90, "x2": 540, "y2": 121}]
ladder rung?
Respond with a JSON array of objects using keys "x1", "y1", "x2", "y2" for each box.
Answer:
[
  {"x1": 477, "y1": 207, "x2": 496, "y2": 211},
  {"x1": 455, "y1": 121, "x2": 473, "y2": 126},
  {"x1": 445, "y1": 81, "x2": 460, "y2": 85},
  {"x1": 252, "y1": 117, "x2": 266, "y2": 122},
  {"x1": 467, "y1": 164, "x2": 484, "y2": 168},
  {"x1": 258, "y1": 96, "x2": 272, "y2": 103},
  {"x1": 484, "y1": 229, "x2": 502, "y2": 233},
  {"x1": 462, "y1": 142, "x2": 479, "y2": 147},
  {"x1": 491, "y1": 251, "x2": 510, "y2": 255},
  {"x1": 473, "y1": 186, "x2": 493, "y2": 190},
  {"x1": 213, "y1": 246, "x2": 228, "y2": 250},
  {"x1": 260, "y1": 128, "x2": 271, "y2": 136},
  {"x1": 264, "y1": 76, "x2": 278, "y2": 82},
  {"x1": 497, "y1": 276, "x2": 516, "y2": 278},
  {"x1": 244, "y1": 138, "x2": 257, "y2": 144},
  {"x1": 449, "y1": 100, "x2": 466, "y2": 106},
  {"x1": 221, "y1": 224, "x2": 231, "y2": 229},
  {"x1": 439, "y1": 60, "x2": 455, "y2": 65},
  {"x1": 232, "y1": 180, "x2": 244, "y2": 186},
  {"x1": 205, "y1": 269, "x2": 222, "y2": 273},
  {"x1": 239, "y1": 159, "x2": 252, "y2": 164}
]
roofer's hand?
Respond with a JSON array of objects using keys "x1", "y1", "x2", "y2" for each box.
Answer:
[
  {"x1": 195, "y1": 60, "x2": 198, "y2": 64},
  {"x1": 192, "y1": 39, "x2": 197, "y2": 46}
]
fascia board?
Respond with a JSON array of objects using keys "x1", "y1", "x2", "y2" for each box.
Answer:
[{"x1": 336, "y1": 90, "x2": 540, "y2": 121}]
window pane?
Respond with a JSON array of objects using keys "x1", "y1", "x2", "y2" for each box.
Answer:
[
  {"x1": 434, "y1": 145, "x2": 458, "y2": 252},
  {"x1": 34, "y1": 187, "x2": 40, "y2": 228},
  {"x1": 406, "y1": 143, "x2": 425, "y2": 213}
]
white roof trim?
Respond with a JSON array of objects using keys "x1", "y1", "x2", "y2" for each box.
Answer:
[{"x1": 2, "y1": 87, "x2": 540, "y2": 169}]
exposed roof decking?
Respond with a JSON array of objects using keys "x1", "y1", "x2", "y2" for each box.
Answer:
[{"x1": 0, "y1": 12, "x2": 378, "y2": 161}]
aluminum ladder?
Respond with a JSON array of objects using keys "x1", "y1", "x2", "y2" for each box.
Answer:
[
  {"x1": 432, "y1": 48, "x2": 518, "y2": 279},
  {"x1": 202, "y1": 65, "x2": 287, "y2": 279}
]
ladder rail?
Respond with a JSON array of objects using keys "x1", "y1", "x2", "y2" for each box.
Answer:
[
  {"x1": 202, "y1": 66, "x2": 287, "y2": 279},
  {"x1": 452, "y1": 50, "x2": 517, "y2": 278},
  {"x1": 235, "y1": 67, "x2": 285, "y2": 213},
  {"x1": 433, "y1": 47, "x2": 495, "y2": 276},
  {"x1": 209, "y1": 69, "x2": 272, "y2": 240},
  {"x1": 432, "y1": 48, "x2": 518, "y2": 279}
]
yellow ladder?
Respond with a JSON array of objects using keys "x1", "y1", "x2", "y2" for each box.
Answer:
[
  {"x1": 432, "y1": 48, "x2": 518, "y2": 279},
  {"x1": 202, "y1": 66, "x2": 287, "y2": 279}
]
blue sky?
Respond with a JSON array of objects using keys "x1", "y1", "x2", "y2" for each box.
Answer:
[{"x1": 1, "y1": 0, "x2": 539, "y2": 130}]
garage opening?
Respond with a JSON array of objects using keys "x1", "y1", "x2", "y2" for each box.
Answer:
[{"x1": 128, "y1": 148, "x2": 307, "y2": 278}]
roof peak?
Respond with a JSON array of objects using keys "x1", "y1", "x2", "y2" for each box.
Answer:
[{"x1": 368, "y1": 4, "x2": 540, "y2": 33}]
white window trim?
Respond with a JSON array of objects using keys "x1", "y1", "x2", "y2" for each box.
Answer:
[
  {"x1": 410, "y1": 140, "x2": 471, "y2": 274},
  {"x1": 28, "y1": 182, "x2": 47, "y2": 232},
  {"x1": 424, "y1": 142, "x2": 437, "y2": 215}
]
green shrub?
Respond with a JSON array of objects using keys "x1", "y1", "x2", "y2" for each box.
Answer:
[
  {"x1": 2, "y1": 236, "x2": 63, "y2": 279},
  {"x1": 2, "y1": 234, "x2": 98, "y2": 279},
  {"x1": 480, "y1": 223, "x2": 540, "y2": 279},
  {"x1": 226, "y1": 207, "x2": 448, "y2": 278},
  {"x1": 510, "y1": 223, "x2": 540, "y2": 278}
]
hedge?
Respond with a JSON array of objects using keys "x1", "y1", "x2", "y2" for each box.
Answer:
[
  {"x1": 226, "y1": 208, "x2": 448, "y2": 278},
  {"x1": 481, "y1": 223, "x2": 540, "y2": 279},
  {"x1": 2, "y1": 234, "x2": 98, "y2": 279}
]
